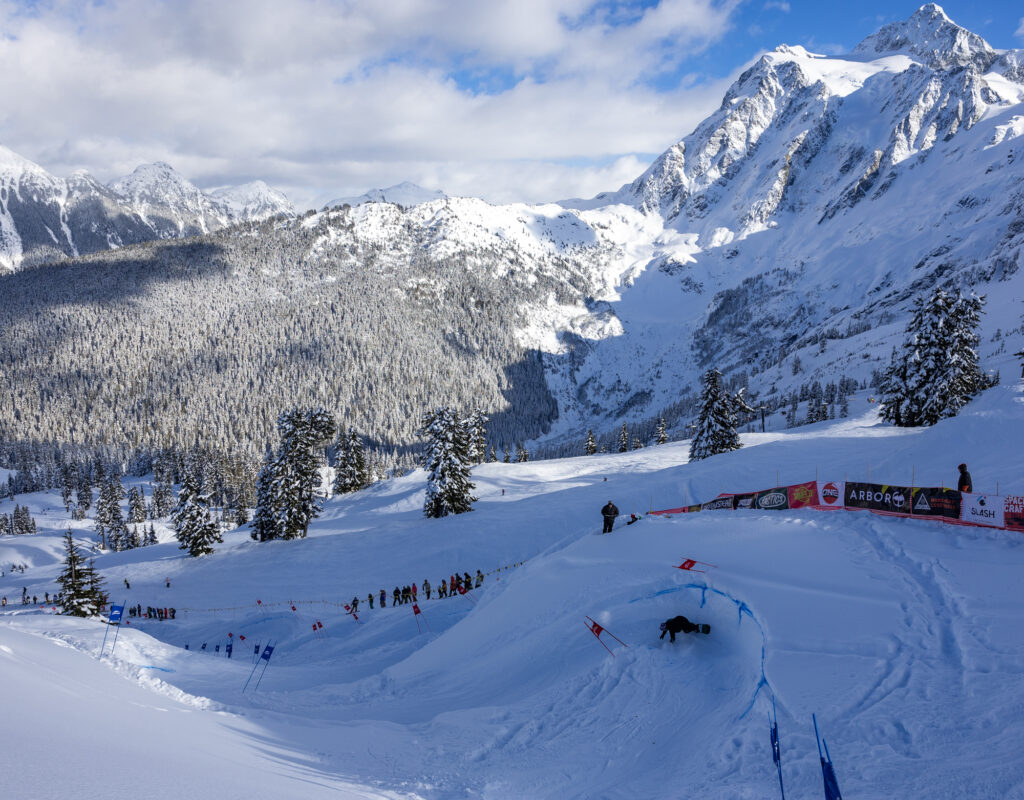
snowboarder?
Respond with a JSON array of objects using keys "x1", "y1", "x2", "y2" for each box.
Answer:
[
  {"x1": 124, "y1": 578, "x2": 130, "y2": 590},
  {"x1": 423, "y1": 578, "x2": 431, "y2": 599},
  {"x1": 659, "y1": 615, "x2": 709, "y2": 642},
  {"x1": 957, "y1": 463, "x2": 973, "y2": 493},
  {"x1": 165, "y1": 578, "x2": 170, "y2": 588},
  {"x1": 601, "y1": 500, "x2": 619, "y2": 533}
]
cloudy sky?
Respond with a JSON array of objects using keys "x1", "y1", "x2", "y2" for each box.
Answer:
[{"x1": 1, "y1": 0, "x2": 1021, "y2": 210}]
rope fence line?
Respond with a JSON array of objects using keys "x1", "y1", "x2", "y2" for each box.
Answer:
[{"x1": 136, "y1": 560, "x2": 527, "y2": 616}]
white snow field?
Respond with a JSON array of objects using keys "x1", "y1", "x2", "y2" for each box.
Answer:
[{"x1": 2, "y1": 385, "x2": 1023, "y2": 799}]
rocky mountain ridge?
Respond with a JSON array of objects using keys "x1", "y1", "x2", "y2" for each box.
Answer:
[{"x1": 0, "y1": 151, "x2": 294, "y2": 271}]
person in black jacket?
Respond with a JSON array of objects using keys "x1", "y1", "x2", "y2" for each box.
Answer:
[
  {"x1": 659, "y1": 615, "x2": 700, "y2": 642},
  {"x1": 601, "y1": 500, "x2": 619, "y2": 533},
  {"x1": 957, "y1": 463, "x2": 973, "y2": 493}
]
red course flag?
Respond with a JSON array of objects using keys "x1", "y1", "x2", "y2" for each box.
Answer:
[
  {"x1": 312, "y1": 622, "x2": 317, "y2": 632},
  {"x1": 316, "y1": 620, "x2": 323, "y2": 629},
  {"x1": 590, "y1": 620, "x2": 604, "y2": 637},
  {"x1": 412, "y1": 603, "x2": 421, "y2": 616}
]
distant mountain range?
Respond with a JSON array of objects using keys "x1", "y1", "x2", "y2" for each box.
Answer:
[
  {"x1": 1, "y1": 3, "x2": 1022, "y2": 459},
  {"x1": 0, "y1": 150, "x2": 295, "y2": 271}
]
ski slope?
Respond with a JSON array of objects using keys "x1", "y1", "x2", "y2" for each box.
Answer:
[{"x1": 1, "y1": 385, "x2": 1023, "y2": 799}]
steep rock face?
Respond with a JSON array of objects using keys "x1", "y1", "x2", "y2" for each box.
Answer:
[
  {"x1": 853, "y1": 3, "x2": 995, "y2": 72},
  {"x1": 0, "y1": 154, "x2": 294, "y2": 272}
]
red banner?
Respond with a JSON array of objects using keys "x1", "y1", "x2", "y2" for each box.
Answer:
[
  {"x1": 787, "y1": 481, "x2": 819, "y2": 509},
  {"x1": 1004, "y1": 496, "x2": 1024, "y2": 532}
]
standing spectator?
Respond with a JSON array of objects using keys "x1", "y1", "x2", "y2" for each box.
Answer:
[
  {"x1": 351, "y1": 596, "x2": 359, "y2": 613},
  {"x1": 367, "y1": 592, "x2": 374, "y2": 609},
  {"x1": 438, "y1": 579, "x2": 448, "y2": 599},
  {"x1": 379, "y1": 588, "x2": 387, "y2": 608},
  {"x1": 475, "y1": 570, "x2": 484, "y2": 588},
  {"x1": 423, "y1": 578, "x2": 431, "y2": 599},
  {"x1": 393, "y1": 586, "x2": 401, "y2": 606},
  {"x1": 412, "y1": 583, "x2": 418, "y2": 601},
  {"x1": 601, "y1": 500, "x2": 619, "y2": 533},
  {"x1": 957, "y1": 463, "x2": 973, "y2": 493}
]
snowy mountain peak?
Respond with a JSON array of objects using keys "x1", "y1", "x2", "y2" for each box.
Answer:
[
  {"x1": 853, "y1": 4, "x2": 995, "y2": 72},
  {"x1": 210, "y1": 180, "x2": 295, "y2": 221},
  {"x1": 326, "y1": 181, "x2": 447, "y2": 210},
  {"x1": 110, "y1": 162, "x2": 206, "y2": 206}
]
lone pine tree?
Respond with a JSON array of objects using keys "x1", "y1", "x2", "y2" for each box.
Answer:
[
  {"x1": 420, "y1": 406, "x2": 476, "y2": 518},
  {"x1": 690, "y1": 368, "x2": 742, "y2": 461}
]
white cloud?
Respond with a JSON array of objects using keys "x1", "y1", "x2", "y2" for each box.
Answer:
[
  {"x1": 764, "y1": 1, "x2": 791, "y2": 12},
  {"x1": 0, "y1": 0, "x2": 742, "y2": 209},
  {"x1": 1016, "y1": 17, "x2": 1024, "y2": 38}
]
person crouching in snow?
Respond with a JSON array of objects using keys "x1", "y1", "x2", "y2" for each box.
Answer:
[{"x1": 659, "y1": 615, "x2": 700, "y2": 642}]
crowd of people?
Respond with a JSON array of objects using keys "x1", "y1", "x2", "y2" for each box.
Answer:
[
  {"x1": 129, "y1": 604, "x2": 176, "y2": 620},
  {"x1": 349, "y1": 570, "x2": 486, "y2": 613}
]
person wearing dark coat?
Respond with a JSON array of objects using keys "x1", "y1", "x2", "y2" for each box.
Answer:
[
  {"x1": 601, "y1": 501, "x2": 619, "y2": 533},
  {"x1": 957, "y1": 463, "x2": 973, "y2": 493},
  {"x1": 659, "y1": 615, "x2": 700, "y2": 642},
  {"x1": 380, "y1": 589, "x2": 387, "y2": 608}
]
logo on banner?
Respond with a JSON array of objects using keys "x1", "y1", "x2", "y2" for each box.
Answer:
[
  {"x1": 701, "y1": 497, "x2": 734, "y2": 511},
  {"x1": 758, "y1": 492, "x2": 787, "y2": 509},
  {"x1": 960, "y1": 493, "x2": 1003, "y2": 527},
  {"x1": 791, "y1": 484, "x2": 815, "y2": 506},
  {"x1": 914, "y1": 493, "x2": 931, "y2": 511},
  {"x1": 821, "y1": 483, "x2": 841, "y2": 505}
]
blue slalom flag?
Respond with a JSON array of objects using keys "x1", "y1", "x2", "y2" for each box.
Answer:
[
  {"x1": 813, "y1": 714, "x2": 843, "y2": 800},
  {"x1": 226, "y1": 642, "x2": 233, "y2": 658},
  {"x1": 260, "y1": 644, "x2": 274, "y2": 662},
  {"x1": 770, "y1": 696, "x2": 786, "y2": 800},
  {"x1": 108, "y1": 604, "x2": 124, "y2": 624}
]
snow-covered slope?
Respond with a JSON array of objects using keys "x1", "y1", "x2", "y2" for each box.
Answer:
[
  {"x1": 2, "y1": 382, "x2": 1023, "y2": 798},
  {"x1": 0, "y1": 154, "x2": 294, "y2": 271}
]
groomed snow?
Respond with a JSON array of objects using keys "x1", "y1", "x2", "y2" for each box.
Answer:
[{"x1": 2, "y1": 384, "x2": 1023, "y2": 798}]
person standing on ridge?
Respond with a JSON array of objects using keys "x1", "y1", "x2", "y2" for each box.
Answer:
[
  {"x1": 380, "y1": 588, "x2": 387, "y2": 608},
  {"x1": 601, "y1": 500, "x2": 619, "y2": 533},
  {"x1": 957, "y1": 463, "x2": 973, "y2": 493}
]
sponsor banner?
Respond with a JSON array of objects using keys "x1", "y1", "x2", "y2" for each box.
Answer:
[
  {"x1": 844, "y1": 482, "x2": 912, "y2": 514},
  {"x1": 910, "y1": 487, "x2": 961, "y2": 520},
  {"x1": 960, "y1": 493, "x2": 1004, "y2": 528},
  {"x1": 787, "y1": 481, "x2": 819, "y2": 509},
  {"x1": 818, "y1": 481, "x2": 844, "y2": 509},
  {"x1": 649, "y1": 504, "x2": 703, "y2": 516},
  {"x1": 701, "y1": 495, "x2": 735, "y2": 511},
  {"x1": 732, "y1": 493, "x2": 756, "y2": 510},
  {"x1": 1005, "y1": 496, "x2": 1024, "y2": 532},
  {"x1": 752, "y1": 488, "x2": 790, "y2": 511}
]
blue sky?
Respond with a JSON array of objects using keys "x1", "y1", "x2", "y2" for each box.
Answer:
[{"x1": 0, "y1": 0, "x2": 1021, "y2": 208}]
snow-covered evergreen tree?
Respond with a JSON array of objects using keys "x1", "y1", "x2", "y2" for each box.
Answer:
[
  {"x1": 467, "y1": 410, "x2": 489, "y2": 465},
  {"x1": 60, "y1": 464, "x2": 76, "y2": 512},
  {"x1": 689, "y1": 368, "x2": 742, "y2": 461},
  {"x1": 128, "y1": 485, "x2": 147, "y2": 523},
  {"x1": 515, "y1": 443, "x2": 530, "y2": 463},
  {"x1": 171, "y1": 461, "x2": 222, "y2": 557},
  {"x1": 57, "y1": 531, "x2": 105, "y2": 617},
  {"x1": 145, "y1": 523, "x2": 158, "y2": 546},
  {"x1": 250, "y1": 457, "x2": 279, "y2": 542},
  {"x1": 332, "y1": 426, "x2": 368, "y2": 495},
  {"x1": 420, "y1": 406, "x2": 476, "y2": 518},
  {"x1": 618, "y1": 423, "x2": 629, "y2": 453},
  {"x1": 656, "y1": 418, "x2": 668, "y2": 445},
  {"x1": 880, "y1": 288, "x2": 985, "y2": 427},
  {"x1": 585, "y1": 430, "x2": 596, "y2": 455},
  {"x1": 503, "y1": 447, "x2": 511, "y2": 463},
  {"x1": 631, "y1": 436, "x2": 643, "y2": 450},
  {"x1": 488, "y1": 445, "x2": 498, "y2": 463},
  {"x1": 254, "y1": 408, "x2": 336, "y2": 540}
]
